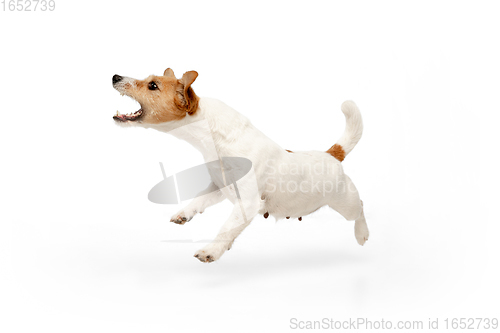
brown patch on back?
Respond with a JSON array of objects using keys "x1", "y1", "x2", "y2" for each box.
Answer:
[{"x1": 327, "y1": 143, "x2": 346, "y2": 162}]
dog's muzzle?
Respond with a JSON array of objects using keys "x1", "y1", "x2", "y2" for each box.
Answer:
[{"x1": 112, "y1": 75, "x2": 143, "y2": 122}]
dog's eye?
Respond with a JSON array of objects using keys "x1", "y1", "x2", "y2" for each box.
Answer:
[{"x1": 148, "y1": 81, "x2": 158, "y2": 90}]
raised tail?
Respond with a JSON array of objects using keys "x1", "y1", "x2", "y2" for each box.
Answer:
[{"x1": 326, "y1": 100, "x2": 363, "y2": 162}]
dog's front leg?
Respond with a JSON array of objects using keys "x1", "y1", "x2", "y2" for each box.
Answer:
[
  {"x1": 194, "y1": 197, "x2": 258, "y2": 263},
  {"x1": 170, "y1": 182, "x2": 225, "y2": 224}
]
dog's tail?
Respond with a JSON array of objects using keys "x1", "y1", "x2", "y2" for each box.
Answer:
[{"x1": 326, "y1": 100, "x2": 363, "y2": 162}]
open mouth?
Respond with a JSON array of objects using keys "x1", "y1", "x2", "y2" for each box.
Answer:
[
  {"x1": 112, "y1": 74, "x2": 144, "y2": 122},
  {"x1": 113, "y1": 87, "x2": 144, "y2": 122},
  {"x1": 113, "y1": 108, "x2": 143, "y2": 122}
]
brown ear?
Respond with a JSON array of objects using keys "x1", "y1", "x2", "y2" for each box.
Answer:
[
  {"x1": 163, "y1": 68, "x2": 176, "y2": 78},
  {"x1": 180, "y1": 71, "x2": 198, "y2": 88},
  {"x1": 176, "y1": 71, "x2": 199, "y2": 115}
]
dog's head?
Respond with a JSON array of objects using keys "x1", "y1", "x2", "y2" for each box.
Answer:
[{"x1": 112, "y1": 68, "x2": 199, "y2": 125}]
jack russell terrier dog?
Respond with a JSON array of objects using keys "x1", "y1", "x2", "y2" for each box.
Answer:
[{"x1": 112, "y1": 68, "x2": 369, "y2": 263}]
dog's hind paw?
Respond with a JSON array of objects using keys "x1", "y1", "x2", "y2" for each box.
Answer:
[
  {"x1": 356, "y1": 234, "x2": 369, "y2": 246},
  {"x1": 355, "y1": 223, "x2": 369, "y2": 246}
]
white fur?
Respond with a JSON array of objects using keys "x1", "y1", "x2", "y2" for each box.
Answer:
[
  {"x1": 336, "y1": 100, "x2": 363, "y2": 156},
  {"x1": 136, "y1": 97, "x2": 369, "y2": 262}
]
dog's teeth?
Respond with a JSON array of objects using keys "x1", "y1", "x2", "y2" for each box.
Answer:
[
  {"x1": 115, "y1": 111, "x2": 120, "y2": 116},
  {"x1": 120, "y1": 93, "x2": 124, "y2": 96}
]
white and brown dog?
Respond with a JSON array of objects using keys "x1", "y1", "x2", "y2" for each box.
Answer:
[{"x1": 112, "y1": 68, "x2": 369, "y2": 263}]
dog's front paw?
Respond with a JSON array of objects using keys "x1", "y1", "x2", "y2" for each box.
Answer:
[
  {"x1": 193, "y1": 244, "x2": 226, "y2": 263},
  {"x1": 170, "y1": 210, "x2": 196, "y2": 225},
  {"x1": 194, "y1": 250, "x2": 215, "y2": 263}
]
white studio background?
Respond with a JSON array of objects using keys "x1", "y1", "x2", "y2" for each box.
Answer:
[{"x1": 1, "y1": 1, "x2": 499, "y2": 332}]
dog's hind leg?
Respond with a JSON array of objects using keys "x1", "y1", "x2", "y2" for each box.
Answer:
[
  {"x1": 354, "y1": 200, "x2": 369, "y2": 245},
  {"x1": 330, "y1": 199, "x2": 369, "y2": 246},
  {"x1": 170, "y1": 182, "x2": 225, "y2": 224},
  {"x1": 329, "y1": 175, "x2": 369, "y2": 245}
]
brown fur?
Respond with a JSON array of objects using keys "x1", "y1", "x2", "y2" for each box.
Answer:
[
  {"x1": 164, "y1": 68, "x2": 176, "y2": 78},
  {"x1": 327, "y1": 143, "x2": 345, "y2": 162},
  {"x1": 175, "y1": 71, "x2": 199, "y2": 115},
  {"x1": 285, "y1": 149, "x2": 293, "y2": 153},
  {"x1": 120, "y1": 69, "x2": 199, "y2": 124}
]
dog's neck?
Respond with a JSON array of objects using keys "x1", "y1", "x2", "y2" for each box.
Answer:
[
  {"x1": 143, "y1": 97, "x2": 260, "y2": 164},
  {"x1": 145, "y1": 98, "x2": 248, "y2": 162},
  {"x1": 150, "y1": 121, "x2": 218, "y2": 163}
]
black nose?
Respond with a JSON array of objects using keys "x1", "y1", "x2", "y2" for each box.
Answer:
[{"x1": 112, "y1": 74, "x2": 123, "y2": 85}]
